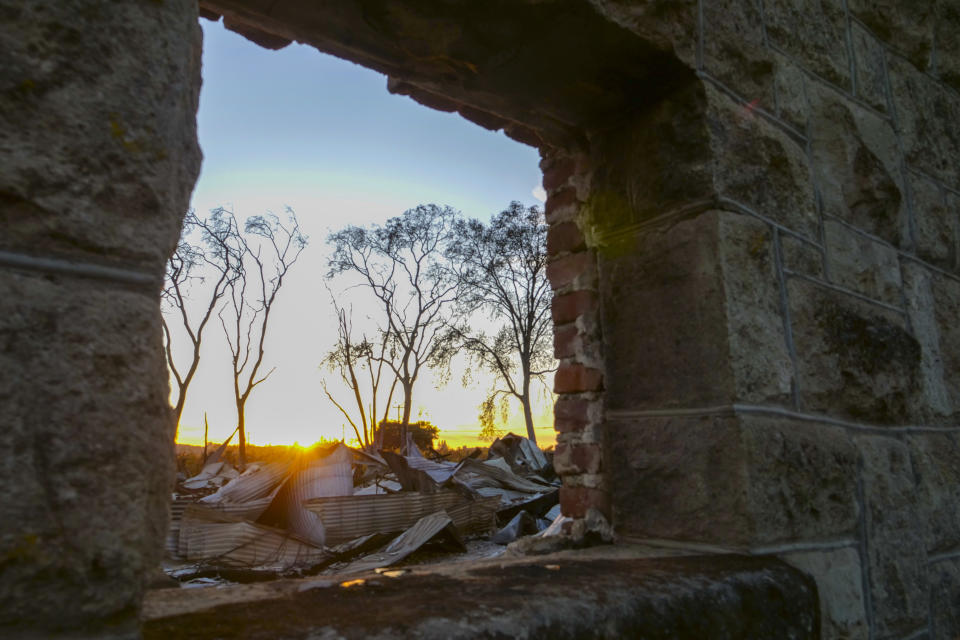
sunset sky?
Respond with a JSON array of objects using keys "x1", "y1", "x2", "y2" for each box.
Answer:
[{"x1": 170, "y1": 19, "x2": 555, "y2": 449}]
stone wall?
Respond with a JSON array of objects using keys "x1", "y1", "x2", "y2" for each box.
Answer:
[
  {"x1": 545, "y1": 2, "x2": 960, "y2": 638},
  {"x1": 0, "y1": 0, "x2": 201, "y2": 636},
  {"x1": 2, "y1": 0, "x2": 959, "y2": 637}
]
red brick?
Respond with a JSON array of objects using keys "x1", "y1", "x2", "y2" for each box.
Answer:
[
  {"x1": 554, "y1": 443, "x2": 603, "y2": 475},
  {"x1": 546, "y1": 251, "x2": 593, "y2": 290},
  {"x1": 551, "y1": 290, "x2": 597, "y2": 325},
  {"x1": 547, "y1": 221, "x2": 586, "y2": 256},
  {"x1": 560, "y1": 487, "x2": 611, "y2": 519},
  {"x1": 542, "y1": 157, "x2": 576, "y2": 192},
  {"x1": 554, "y1": 362, "x2": 603, "y2": 393},
  {"x1": 553, "y1": 325, "x2": 579, "y2": 359},
  {"x1": 544, "y1": 187, "x2": 579, "y2": 223}
]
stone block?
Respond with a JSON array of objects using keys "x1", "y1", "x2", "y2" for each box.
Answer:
[
  {"x1": 702, "y1": 0, "x2": 775, "y2": 109},
  {"x1": 707, "y1": 86, "x2": 818, "y2": 239},
  {"x1": 788, "y1": 278, "x2": 922, "y2": 424},
  {"x1": 851, "y1": 22, "x2": 890, "y2": 112},
  {"x1": 600, "y1": 210, "x2": 794, "y2": 410},
  {"x1": 0, "y1": 270, "x2": 174, "y2": 632},
  {"x1": 935, "y1": 0, "x2": 960, "y2": 92},
  {"x1": 847, "y1": 0, "x2": 935, "y2": 71},
  {"x1": 823, "y1": 219, "x2": 903, "y2": 304},
  {"x1": 599, "y1": 211, "x2": 734, "y2": 410},
  {"x1": 0, "y1": 0, "x2": 202, "y2": 272},
  {"x1": 762, "y1": 0, "x2": 850, "y2": 88},
  {"x1": 773, "y1": 53, "x2": 809, "y2": 132},
  {"x1": 781, "y1": 547, "x2": 869, "y2": 640},
  {"x1": 856, "y1": 435, "x2": 929, "y2": 637},
  {"x1": 608, "y1": 412, "x2": 859, "y2": 546},
  {"x1": 907, "y1": 433, "x2": 960, "y2": 554},
  {"x1": 901, "y1": 262, "x2": 953, "y2": 422},
  {"x1": 910, "y1": 173, "x2": 958, "y2": 271},
  {"x1": 781, "y1": 233, "x2": 825, "y2": 278},
  {"x1": 717, "y1": 214, "x2": 794, "y2": 406},
  {"x1": 554, "y1": 363, "x2": 603, "y2": 393},
  {"x1": 585, "y1": 80, "x2": 714, "y2": 234},
  {"x1": 888, "y1": 54, "x2": 960, "y2": 189},
  {"x1": 809, "y1": 89, "x2": 907, "y2": 246},
  {"x1": 929, "y1": 270, "x2": 960, "y2": 417},
  {"x1": 929, "y1": 558, "x2": 960, "y2": 640}
]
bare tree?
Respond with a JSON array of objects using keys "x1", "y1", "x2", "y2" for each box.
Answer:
[
  {"x1": 320, "y1": 298, "x2": 399, "y2": 448},
  {"x1": 217, "y1": 207, "x2": 308, "y2": 469},
  {"x1": 446, "y1": 202, "x2": 555, "y2": 445},
  {"x1": 161, "y1": 210, "x2": 238, "y2": 439},
  {"x1": 327, "y1": 205, "x2": 459, "y2": 443}
]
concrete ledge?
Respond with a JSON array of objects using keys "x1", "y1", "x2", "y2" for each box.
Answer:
[{"x1": 142, "y1": 547, "x2": 819, "y2": 639}]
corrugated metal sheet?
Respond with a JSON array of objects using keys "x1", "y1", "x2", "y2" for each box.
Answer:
[
  {"x1": 178, "y1": 505, "x2": 327, "y2": 568},
  {"x1": 285, "y1": 443, "x2": 354, "y2": 547},
  {"x1": 402, "y1": 445, "x2": 460, "y2": 483},
  {"x1": 444, "y1": 495, "x2": 500, "y2": 535},
  {"x1": 303, "y1": 491, "x2": 467, "y2": 545},
  {"x1": 455, "y1": 458, "x2": 547, "y2": 493},
  {"x1": 339, "y1": 510, "x2": 463, "y2": 574},
  {"x1": 200, "y1": 461, "x2": 292, "y2": 505}
]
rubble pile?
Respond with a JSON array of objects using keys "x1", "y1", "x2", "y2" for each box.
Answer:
[{"x1": 165, "y1": 434, "x2": 564, "y2": 584}]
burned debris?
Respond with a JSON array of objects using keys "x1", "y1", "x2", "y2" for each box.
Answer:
[{"x1": 165, "y1": 434, "x2": 563, "y2": 586}]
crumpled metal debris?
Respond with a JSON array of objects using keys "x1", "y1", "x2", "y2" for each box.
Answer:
[{"x1": 166, "y1": 432, "x2": 557, "y2": 582}]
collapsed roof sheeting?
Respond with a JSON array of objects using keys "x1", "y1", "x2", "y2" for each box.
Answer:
[
  {"x1": 178, "y1": 505, "x2": 327, "y2": 568},
  {"x1": 338, "y1": 510, "x2": 465, "y2": 575},
  {"x1": 303, "y1": 490, "x2": 468, "y2": 546}
]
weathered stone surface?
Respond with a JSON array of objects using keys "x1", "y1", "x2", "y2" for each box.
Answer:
[
  {"x1": 910, "y1": 173, "x2": 958, "y2": 271},
  {"x1": 0, "y1": 0, "x2": 202, "y2": 272},
  {"x1": 809, "y1": 89, "x2": 907, "y2": 246},
  {"x1": 599, "y1": 212, "x2": 733, "y2": 411},
  {"x1": 708, "y1": 86, "x2": 818, "y2": 238},
  {"x1": 781, "y1": 233, "x2": 825, "y2": 278},
  {"x1": 0, "y1": 271, "x2": 173, "y2": 635},
  {"x1": 823, "y1": 218, "x2": 903, "y2": 304},
  {"x1": 702, "y1": 0, "x2": 774, "y2": 109},
  {"x1": 762, "y1": 0, "x2": 850, "y2": 88},
  {"x1": 888, "y1": 53, "x2": 960, "y2": 189},
  {"x1": 907, "y1": 433, "x2": 960, "y2": 554},
  {"x1": 773, "y1": 52, "x2": 808, "y2": 132},
  {"x1": 143, "y1": 552, "x2": 819, "y2": 639},
  {"x1": 929, "y1": 270, "x2": 960, "y2": 417},
  {"x1": 848, "y1": 0, "x2": 935, "y2": 71},
  {"x1": 851, "y1": 22, "x2": 889, "y2": 112},
  {"x1": 718, "y1": 214, "x2": 793, "y2": 406},
  {"x1": 781, "y1": 547, "x2": 869, "y2": 640},
  {"x1": 929, "y1": 558, "x2": 960, "y2": 640},
  {"x1": 588, "y1": 0, "x2": 699, "y2": 67},
  {"x1": 585, "y1": 79, "x2": 713, "y2": 235},
  {"x1": 856, "y1": 435, "x2": 929, "y2": 637},
  {"x1": 739, "y1": 414, "x2": 859, "y2": 544},
  {"x1": 788, "y1": 278, "x2": 922, "y2": 424},
  {"x1": 608, "y1": 412, "x2": 858, "y2": 546},
  {"x1": 901, "y1": 262, "x2": 953, "y2": 422},
  {"x1": 935, "y1": 0, "x2": 960, "y2": 92}
]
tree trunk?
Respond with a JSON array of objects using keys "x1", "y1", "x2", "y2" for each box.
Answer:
[
  {"x1": 237, "y1": 402, "x2": 247, "y2": 471},
  {"x1": 400, "y1": 380, "x2": 413, "y2": 450},
  {"x1": 521, "y1": 386, "x2": 537, "y2": 445},
  {"x1": 520, "y1": 393, "x2": 537, "y2": 444}
]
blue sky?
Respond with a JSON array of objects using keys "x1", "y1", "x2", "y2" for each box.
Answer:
[{"x1": 172, "y1": 19, "x2": 553, "y2": 448}]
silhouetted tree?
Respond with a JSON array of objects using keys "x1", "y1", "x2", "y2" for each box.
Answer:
[
  {"x1": 327, "y1": 205, "x2": 459, "y2": 444},
  {"x1": 446, "y1": 202, "x2": 555, "y2": 445},
  {"x1": 218, "y1": 207, "x2": 307, "y2": 469},
  {"x1": 161, "y1": 210, "x2": 240, "y2": 439},
  {"x1": 320, "y1": 298, "x2": 398, "y2": 448},
  {"x1": 377, "y1": 420, "x2": 440, "y2": 451}
]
